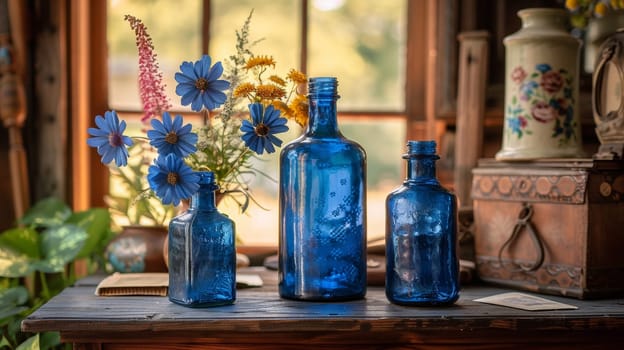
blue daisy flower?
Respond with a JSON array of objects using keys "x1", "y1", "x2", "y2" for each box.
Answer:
[
  {"x1": 147, "y1": 154, "x2": 200, "y2": 206},
  {"x1": 147, "y1": 111, "x2": 198, "y2": 158},
  {"x1": 87, "y1": 110, "x2": 133, "y2": 166},
  {"x1": 240, "y1": 103, "x2": 289, "y2": 155},
  {"x1": 175, "y1": 55, "x2": 231, "y2": 112}
]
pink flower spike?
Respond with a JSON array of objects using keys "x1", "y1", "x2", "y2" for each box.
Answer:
[{"x1": 124, "y1": 15, "x2": 172, "y2": 123}]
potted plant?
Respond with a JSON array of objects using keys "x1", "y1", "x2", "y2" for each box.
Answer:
[{"x1": 0, "y1": 197, "x2": 112, "y2": 349}]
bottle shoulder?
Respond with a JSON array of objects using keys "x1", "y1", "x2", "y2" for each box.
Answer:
[
  {"x1": 281, "y1": 135, "x2": 366, "y2": 158},
  {"x1": 171, "y1": 208, "x2": 234, "y2": 225},
  {"x1": 387, "y1": 181, "x2": 455, "y2": 199}
]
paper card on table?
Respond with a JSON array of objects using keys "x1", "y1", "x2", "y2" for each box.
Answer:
[
  {"x1": 474, "y1": 292, "x2": 578, "y2": 311},
  {"x1": 96, "y1": 273, "x2": 168, "y2": 296},
  {"x1": 95, "y1": 272, "x2": 264, "y2": 296}
]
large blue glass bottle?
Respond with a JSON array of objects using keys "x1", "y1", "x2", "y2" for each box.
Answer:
[
  {"x1": 385, "y1": 141, "x2": 459, "y2": 306},
  {"x1": 168, "y1": 171, "x2": 236, "y2": 307},
  {"x1": 279, "y1": 77, "x2": 367, "y2": 301}
]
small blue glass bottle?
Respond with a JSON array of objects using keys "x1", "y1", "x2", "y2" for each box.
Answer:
[
  {"x1": 279, "y1": 77, "x2": 367, "y2": 301},
  {"x1": 385, "y1": 141, "x2": 459, "y2": 306},
  {"x1": 168, "y1": 171, "x2": 236, "y2": 307}
]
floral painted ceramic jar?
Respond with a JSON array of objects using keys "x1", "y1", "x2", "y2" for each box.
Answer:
[{"x1": 496, "y1": 8, "x2": 584, "y2": 161}]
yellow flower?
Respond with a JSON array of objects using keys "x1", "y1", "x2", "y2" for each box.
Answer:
[
  {"x1": 286, "y1": 69, "x2": 307, "y2": 84},
  {"x1": 269, "y1": 75, "x2": 286, "y2": 86},
  {"x1": 595, "y1": 2, "x2": 608, "y2": 16},
  {"x1": 288, "y1": 94, "x2": 308, "y2": 127},
  {"x1": 255, "y1": 84, "x2": 286, "y2": 101},
  {"x1": 233, "y1": 82, "x2": 255, "y2": 98},
  {"x1": 565, "y1": 0, "x2": 579, "y2": 11},
  {"x1": 272, "y1": 100, "x2": 290, "y2": 115},
  {"x1": 245, "y1": 55, "x2": 276, "y2": 70}
]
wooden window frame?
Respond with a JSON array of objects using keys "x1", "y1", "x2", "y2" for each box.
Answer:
[{"x1": 70, "y1": 0, "x2": 433, "y2": 211}]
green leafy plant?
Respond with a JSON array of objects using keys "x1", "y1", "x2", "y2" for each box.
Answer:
[
  {"x1": 104, "y1": 142, "x2": 176, "y2": 231},
  {"x1": 0, "y1": 198, "x2": 112, "y2": 349}
]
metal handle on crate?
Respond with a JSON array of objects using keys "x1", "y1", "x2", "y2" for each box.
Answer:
[{"x1": 497, "y1": 203, "x2": 545, "y2": 272}]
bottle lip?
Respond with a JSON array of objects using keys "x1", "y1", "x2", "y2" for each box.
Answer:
[
  {"x1": 405, "y1": 140, "x2": 437, "y2": 156},
  {"x1": 196, "y1": 171, "x2": 216, "y2": 185},
  {"x1": 308, "y1": 77, "x2": 340, "y2": 99}
]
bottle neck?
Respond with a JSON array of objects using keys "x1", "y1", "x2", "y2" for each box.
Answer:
[
  {"x1": 190, "y1": 183, "x2": 217, "y2": 211},
  {"x1": 306, "y1": 77, "x2": 340, "y2": 137},
  {"x1": 307, "y1": 98, "x2": 340, "y2": 136},
  {"x1": 406, "y1": 156, "x2": 438, "y2": 183},
  {"x1": 519, "y1": 8, "x2": 568, "y2": 31}
]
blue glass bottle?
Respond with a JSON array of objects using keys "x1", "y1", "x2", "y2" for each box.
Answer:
[
  {"x1": 385, "y1": 141, "x2": 459, "y2": 306},
  {"x1": 168, "y1": 171, "x2": 236, "y2": 307},
  {"x1": 279, "y1": 77, "x2": 367, "y2": 301}
]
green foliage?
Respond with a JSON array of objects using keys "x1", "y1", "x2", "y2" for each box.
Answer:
[
  {"x1": 105, "y1": 142, "x2": 176, "y2": 230},
  {"x1": 0, "y1": 198, "x2": 112, "y2": 349}
]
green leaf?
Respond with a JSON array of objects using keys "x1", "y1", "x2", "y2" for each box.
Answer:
[
  {"x1": 0, "y1": 227, "x2": 39, "y2": 276},
  {"x1": 65, "y1": 208, "x2": 111, "y2": 258},
  {"x1": 0, "y1": 241, "x2": 36, "y2": 278},
  {"x1": 16, "y1": 334, "x2": 39, "y2": 350},
  {"x1": 19, "y1": 198, "x2": 71, "y2": 228},
  {"x1": 0, "y1": 286, "x2": 29, "y2": 321},
  {"x1": 35, "y1": 225, "x2": 87, "y2": 273},
  {"x1": 39, "y1": 332, "x2": 61, "y2": 350},
  {"x1": 0, "y1": 336, "x2": 11, "y2": 348},
  {"x1": 0, "y1": 286, "x2": 28, "y2": 305},
  {"x1": 0, "y1": 228, "x2": 40, "y2": 258},
  {"x1": 0, "y1": 305, "x2": 28, "y2": 321}
]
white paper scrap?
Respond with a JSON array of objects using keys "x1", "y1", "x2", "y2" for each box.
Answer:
[{"x1": 474, "y1": 292, "x2": 578, "y2": 311}]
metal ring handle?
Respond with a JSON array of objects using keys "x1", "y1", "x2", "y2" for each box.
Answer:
[{"x1": 497, "y1": 203, "x2": 545, "y2": 272}]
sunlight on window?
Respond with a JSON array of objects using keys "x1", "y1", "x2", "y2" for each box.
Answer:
[{"x1": 106, "y1": 0, "x2": 407, "y2": 246}]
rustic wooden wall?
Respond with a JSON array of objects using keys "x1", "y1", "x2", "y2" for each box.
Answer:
[{"x1": 0, "y1": 0, "x2": 65, "y2": 231}]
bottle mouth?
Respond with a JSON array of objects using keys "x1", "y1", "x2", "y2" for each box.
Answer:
[
  {"x1": 405, "y1": 140, "x2": 437, "y2": 157},
  {"x1": 308, "y1": 77, "x2": 340, "y2": 99},
  {"x1": 196, "y1": 171, "x2": 218, "y2": 188}
]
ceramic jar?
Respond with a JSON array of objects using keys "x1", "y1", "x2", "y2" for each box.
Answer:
[
  {"x1": 496, "y1": 8, "x2": 584, "y2": 161},
  {"x1": 106, "y1": 225, "x2": 168, "y2": 273}
]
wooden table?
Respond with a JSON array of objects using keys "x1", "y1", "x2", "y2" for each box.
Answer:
[{"x1": 22, "y1": 267, "x2": 624, "y2": 349}]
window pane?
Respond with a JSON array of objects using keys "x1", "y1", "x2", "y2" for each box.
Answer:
[
  {"x1": 309, "y1": 0, "x2": 407, "y2": 112},
  {"x1": 221, "y1": 118, "x2": 405, "y2": 245},
  {"x1": 108, "y1": 0, "x2": 202, "y2": 110},
  {"x1": 210, "y1": 0, "x2": 300, "y2": 78}
]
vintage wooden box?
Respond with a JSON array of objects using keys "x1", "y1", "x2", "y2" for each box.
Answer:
[{"x1": 471, "y1": 159, "x2": 624, "y2": 299}]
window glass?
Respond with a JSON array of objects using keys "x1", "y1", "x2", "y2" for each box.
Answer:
[
  {"x1": 309, "y1": 0, "x2": 407, "y2": 111},
  {"x1": 105, "y1": 0, "x2": 405, "y2": 246},
  {"x1": 219, "y1": 118, "x2": 405, "y2": 245},
  {"x1": 210, "y1": 0, "x2": 300, "y2": 78},
  {"x1": 108, "y1": 0, "x2": 202, "y2": 110}
]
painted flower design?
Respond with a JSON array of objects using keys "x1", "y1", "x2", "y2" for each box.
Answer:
[
  {"x1": 147, "y1": 153, "x2": 200, "y2": 206},
  {"x1": 175, "y1": 55, "x2": 231, "y2": 112},
  {"x1": 505, "y1": 63, "x2": 576, "y2": 142},
  {"x1": 511, "y1": 67, "x2": 527, "y2": 84},
  {"x1": 147, "y1": 111, "x2": 198, "y2": 158},
  {"x1": 240, "y1": 103, "x2": 289, "y2": 155},
  {"x1": 540, "y1": 70, "x2": 564, "y2": 93},
  {"x1": 507, "y1": 115, "x2": 528, "y2": 137},
  {"x1": 87, "y1": 110, "x2": 134, "y2": 167},
  {"x1": 531, "y1": 101, "x2": 558, "y2": 123}
]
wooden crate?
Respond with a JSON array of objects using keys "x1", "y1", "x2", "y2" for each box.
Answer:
[{"x1": 471, "y1": 159, "x2": 624, "y2": 299}]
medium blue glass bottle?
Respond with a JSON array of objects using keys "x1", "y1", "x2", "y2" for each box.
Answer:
[
  {"x1": 279, "y1": 77, "x2": 367, "y2": 301},
  {"x1": 385, "y1": 141, "x2": 459, "y2": 306},
  {"x1": 168, "y1": 171, "x2": 236, "y2": 307}
]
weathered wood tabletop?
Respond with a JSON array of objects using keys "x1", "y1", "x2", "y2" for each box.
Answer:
[{"x1": 21, "y1": 267, "x2": 624, "y2": 349}]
